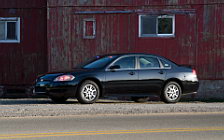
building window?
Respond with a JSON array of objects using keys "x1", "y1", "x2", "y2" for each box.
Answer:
[
  {"x1": 139, "y1": 15, "x2": 175, "y2": 37},
  {"x1": 83, "y1": 18, "x2": 96, "y2": 39},
  {"x1": 0, "y1": 17, "x2": 20, "y2": 43}
]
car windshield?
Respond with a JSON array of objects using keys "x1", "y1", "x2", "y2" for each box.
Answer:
[{"x1": 80, "y1": 55, "x2": 118, "y2": 69}]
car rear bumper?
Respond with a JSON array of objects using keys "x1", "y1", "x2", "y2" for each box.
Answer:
[{"x1": 182, "y1": 81, "x2": 199, "y2": 94}]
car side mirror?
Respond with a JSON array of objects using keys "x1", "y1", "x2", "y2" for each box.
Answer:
[{"x1": 109, "y1": 65, "x2": 120, "y2": 70}]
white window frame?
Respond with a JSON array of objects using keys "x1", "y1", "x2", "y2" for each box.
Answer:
[
  {"x1": 83, "y1": 18, "x2": 96, "y2": 39},
  {"x1": 0, "y1": 17, "x2": 20, "y2": 43},
  {"x1": 139, "y1": 15, "x2": 175, "y2": 37}
]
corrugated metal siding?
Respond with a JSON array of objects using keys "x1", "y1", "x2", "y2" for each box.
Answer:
[
  {"x1": 197, "y1": 3, "x2": 224, "y2": 80},
  {"x1": 48, "y1": 0, "x2": 224, "y2": 7},
  {"x1": 47, "y1": 0, "x2": 224, "y2": 80},
  {"x1": 0, "y1": 0, "x2": 46, "y2": 8},
  {"x1": 0, "y1": 0, "x2": 47, "y2": 85},
  {"x1": 47, "y1": 8, "x2": 137, "y2": 71}
]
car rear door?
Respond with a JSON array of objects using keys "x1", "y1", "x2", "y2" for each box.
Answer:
[
  {"x1": 105, "y1": 56, "x2": 139, "y2": 95},
  {"x1": 137, "y1": 55, "x2": 166, "y2": 94}
]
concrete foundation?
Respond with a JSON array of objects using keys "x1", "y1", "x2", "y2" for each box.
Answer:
[{"x1": 183, "y1": 80, "x2": 224, "y2": 100}]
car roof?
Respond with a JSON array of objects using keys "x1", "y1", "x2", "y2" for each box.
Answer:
[
  {"x1": 98, "y1": 53, "x2": 161, "y2": 58},
  {"x1": 99, "y1": 53, "x2": 158, "y2": 56}
]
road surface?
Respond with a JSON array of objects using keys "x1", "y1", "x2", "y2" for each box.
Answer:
[{"x1": 0, "y1": 113, "x2": 224, "y2": 140}]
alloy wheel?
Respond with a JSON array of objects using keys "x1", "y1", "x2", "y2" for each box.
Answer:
[
  {"x1": 165, "y1": 84, "x2": 180, "y2": 101},
  {"x1": 81, "y1": 83, "x2": 98, "y2": 101}
]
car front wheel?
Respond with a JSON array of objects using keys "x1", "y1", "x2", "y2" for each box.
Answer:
[
  {"x1": 161, "y1": 81, "x2": 182, "y2": 103},
  {"x1": 77, "y1": 80, "x2": 100, "y2": 104}
]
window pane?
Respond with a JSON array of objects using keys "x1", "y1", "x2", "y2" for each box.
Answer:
[
  {"x1": 139, "y1": 57, "x2": 160, "y2": 68},
  {"x1": 7, "y1": 22, "x2": 16, "y2": 39},
  {"x1": 160, "y1": 59, "x2": 171, "y2": 68},
  {"x1": 0, "y1": 22, "x2": 5, "y2": 40},
  {"x1": 114, "y1": 57, "x2": 135, "y2": 69},
  {"x1": 158, "y1": 18, "x2": 173, "y2": 34},
  {"x1": 141, "y1": 15, "x2": 157, "y2": 35},
  {"x1": 83, "y1": 19, "x2": 96, "y2": 39},
  {"x1": 85, "y1": 21, "x2": 94, "y2": 36}
]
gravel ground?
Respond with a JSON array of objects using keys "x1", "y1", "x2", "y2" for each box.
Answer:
[{"x1": 0, "y1": 98, "x2": 224, "y2": 117}]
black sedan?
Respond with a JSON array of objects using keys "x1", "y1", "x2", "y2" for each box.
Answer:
[{"x1": 33, "y1": 53, "x2": 199, "y2": 104}]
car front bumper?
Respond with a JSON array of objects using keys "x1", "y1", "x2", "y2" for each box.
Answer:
[{"x1": 33, "y1": 81, "x2": 78, "y2": 97}]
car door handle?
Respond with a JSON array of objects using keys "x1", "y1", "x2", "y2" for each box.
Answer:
[
  {"x1": 159, "y1": 71, "x2": 164, "y2": 74},
  {"x1": 129, "y1": 72, "x2": 135, "y2": 75}
]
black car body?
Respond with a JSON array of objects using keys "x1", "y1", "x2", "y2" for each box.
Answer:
[{"x1": 33, "y1": 53, "x2": 199, "y2": 104}]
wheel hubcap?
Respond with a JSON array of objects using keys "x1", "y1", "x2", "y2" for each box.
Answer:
[
  {"x1": 165, "y1": 84, "x2": 180, "y2": 101},
  {"x1": 81, "y1": 84, "x2": 97, "y2": 101}
]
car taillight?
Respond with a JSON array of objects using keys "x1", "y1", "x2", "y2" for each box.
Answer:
[
  {"x1": 54, "y1": 75, "x2": 75, "y2": 82},
  {"x1": 192, "y1": 69, "x2": 197, "y2": 75}
]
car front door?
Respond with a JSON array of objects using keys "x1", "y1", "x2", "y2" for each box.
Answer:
[
  {"x1": 137, "y1": 56, "x2": 166, "y2": 94},
  {"x1": 105, "y1": 56, "x2": 139, "y2": 95}
]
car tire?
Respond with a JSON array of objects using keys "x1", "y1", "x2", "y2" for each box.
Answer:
[
  {"x1": 131, "y1": 97, "x2": 150, "y2": 103},
  {"x1": 161, "y1": 81, "x2": 182, "y2": 103},
  {"x1": 50, "y1": 96, "x2": 68, "y2": 103},
  {"x1": 77, "y1": 80, "x2": 100, "y2": 104}
]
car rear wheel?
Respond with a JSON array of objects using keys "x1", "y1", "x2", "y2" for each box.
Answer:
[
  {"x1": 77, "y1": 80, "x2": 100, "y2": 104},
  {"x1": 50, "y1": 96, "x2": 68, "y2": 103},
  {"x1": 161, "y1": 81, "x2": 182, "y2": 103},
  {"x1": 131, "y1": 97, "x2": 150, "y2": 103}
]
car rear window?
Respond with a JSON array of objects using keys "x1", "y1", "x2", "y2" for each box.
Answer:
[{"x1": 160, "y1": 59, "x2": 172, "y2": 68}]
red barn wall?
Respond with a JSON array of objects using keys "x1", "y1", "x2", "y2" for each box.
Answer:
[
  {"x1": 0, "y1": 0, "x2": 47, "y2": 86},
  {"x1": 47, "y1": 0, "x2": 224, "y2": 81},
  {"x1": 1, "y1": 0, "x2": 224, "y2": 99}
]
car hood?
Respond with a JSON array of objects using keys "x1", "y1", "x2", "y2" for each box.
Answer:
[
  {"x1": 37, "y1": 69, "x2": 96, "y2": 81},
  {"x1": 47, "y1": 68, "x2": 94, "y2": 74}
]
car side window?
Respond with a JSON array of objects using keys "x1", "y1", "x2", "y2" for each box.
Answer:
[
  {"x1": 160, "y1": 59, "x2": 171, "y2": 68},
  {"x1": 113, "y1": 56, "x2": 135, "y2": 69},
  {"x1": 139, "y1": 56, "x2": 160, "y2": 69}
]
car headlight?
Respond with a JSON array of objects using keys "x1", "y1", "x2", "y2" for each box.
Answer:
[{"x1": 54, "y1": 75, "x2": 75, "y2": 82}]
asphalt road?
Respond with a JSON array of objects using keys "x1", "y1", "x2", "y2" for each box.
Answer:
[{"x1": 0, "y1": 113, "x2": 224, "y2": 140}]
